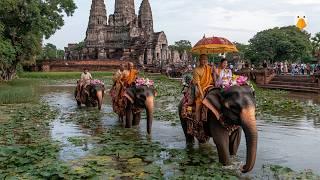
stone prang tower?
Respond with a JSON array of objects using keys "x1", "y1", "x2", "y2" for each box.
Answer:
[{"x1": 65, "y1": 0, "x2": 169, "y2": 66}]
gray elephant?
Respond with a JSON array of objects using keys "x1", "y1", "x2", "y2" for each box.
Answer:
[
  {"x1": 179, "y1": 85, "x2": 257, "y2": 173},
  {"x1": 75, "y1": 81, "x2": 105, "y2": 110},
  {"x1": 124, "y1": 85, "x2": 156, "y2": 134}
]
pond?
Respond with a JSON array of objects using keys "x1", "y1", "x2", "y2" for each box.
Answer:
[{"x1": 40, "y1": 80, "x2": 320, "y2": 179}]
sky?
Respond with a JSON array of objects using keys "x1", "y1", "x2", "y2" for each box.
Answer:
[{"x1": 45, "y1": 0, "x2": 320, "y2": 49}]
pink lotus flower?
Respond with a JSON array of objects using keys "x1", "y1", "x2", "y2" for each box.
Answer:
[
  {"x1": 135, "y1": 78, "x2": 154, "y2": 87},
  {"x1": 90, "y1": 79, "x2": 104, "y2": 85},
  {"x1": 236, "y1": 76, "x2": 248, "y2": 85}
]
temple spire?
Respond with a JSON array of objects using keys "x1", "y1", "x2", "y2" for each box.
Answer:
[
  {"x1": 138, "y1": 0, "x2": 153, "y2": 34},
  {"x1": 85, "y1": 0, "x2": 108, "y2": 45},
  {"x1": 114, "y1": 0, "x2": 135, "y2": 16},
  {"x1": 114, "y1": 0, "x2": 136, "y2": 25},
  {"x1": 88, "y1": 0, "x2": 107, "y2": 28}
]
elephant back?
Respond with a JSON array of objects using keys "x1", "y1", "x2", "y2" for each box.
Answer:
[{"x1": 89, "y1": 79, "x2": 105, "y2": 92}]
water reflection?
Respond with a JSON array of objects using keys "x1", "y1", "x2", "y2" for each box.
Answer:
[{"x1": 41, "y1": 84, "x2": 320, "y2": 177}]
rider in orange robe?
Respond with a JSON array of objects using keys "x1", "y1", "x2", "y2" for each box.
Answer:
[
  {"x1": 192, "y1": 54, "x2": 215, "y2": 121},
  {"x1": 123, "y1": 62, "x2": 139, "y2": 87}
]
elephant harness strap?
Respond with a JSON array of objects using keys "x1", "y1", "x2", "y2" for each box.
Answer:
[{"x1": 202, "y1": 88, "x2": 240, "y2": 135}]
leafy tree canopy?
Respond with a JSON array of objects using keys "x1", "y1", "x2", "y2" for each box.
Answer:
[
  {"x1": 38, "y1": 43, "x2": 65, "y2": 61},
  {"x1": 0, "y1": 0, "x2": 76, "y2": 80},
  {"x1": 245, "y1": 26, "x2": 312, "y2": 64},
  {"x1": 169, "y1": 40, "x2": 192, "y2": 54}
]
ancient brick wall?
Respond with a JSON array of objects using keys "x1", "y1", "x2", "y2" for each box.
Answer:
[{"x1": 39, "y1": 60, "x2": 130, "y2": 72}]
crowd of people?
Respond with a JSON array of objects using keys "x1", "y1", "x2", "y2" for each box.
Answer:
[{"x1": 271, "y1": 61, "x2": 320, "y2": 75}]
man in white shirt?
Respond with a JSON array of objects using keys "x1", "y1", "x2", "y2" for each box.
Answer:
[
  {"x1": 77, "y1": 68, "x2": 93, "y2": 100},
  {"x1": 81, "y1": 68, "x2": 92, "y2": 81}
]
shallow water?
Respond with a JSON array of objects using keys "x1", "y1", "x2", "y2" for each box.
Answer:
[{"x1": 41, "y1": 84, "x2": 320, "y2": 178}]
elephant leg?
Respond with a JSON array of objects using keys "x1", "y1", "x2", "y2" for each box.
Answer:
[
  {"x1": 229, "y1": 128, "x2": 241, "y2": 156},
  {"x1": 179, "y1": 101, "x2": 194, "y2": 145},
  {"x1": 125, "y1": 102, "x2": 133, "y2": 128},
  {"x1": 133, "y1": 112, "x2": 141, "y2": 126},
  {"x1": 209, "y1": 117, "x2": 231, "y2": 165},
  {"x1": 181, "y1": 118, "x2": 195, "y2": 145}
]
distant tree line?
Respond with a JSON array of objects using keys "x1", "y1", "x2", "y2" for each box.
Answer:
[
  {"x1": 233, "y1": 26, "x2": 320, "y2": 64},
  {"x1": 38, "y1": 43, "x2": 65, "y2": 61}
]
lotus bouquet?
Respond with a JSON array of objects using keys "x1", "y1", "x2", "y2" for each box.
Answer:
[
  {"x1": 135, "y1": 78, "x2": 154, "y2": 87},
  {"x1": 235, "y1": 75, "x2": 248, "y2": 86},
  {"x1": 222, "y1": 75, "x2": 249, "y2": 89},
  {"x1": 90, "y1": 79, "x2": 104, "y2": 85}
]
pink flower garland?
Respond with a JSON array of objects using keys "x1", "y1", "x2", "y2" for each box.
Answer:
[
  {"x1": 90, "y1": 79, "x2": 104, "y2": 85},
  {"x1": 135, "y1": 78, "x2": 154, "y2": 87}
]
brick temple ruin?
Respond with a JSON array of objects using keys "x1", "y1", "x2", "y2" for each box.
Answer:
[{"x1": 64, "y1": 0, "x2": 189, "y2": 67}]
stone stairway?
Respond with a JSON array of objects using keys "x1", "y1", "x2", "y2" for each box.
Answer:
[{"x1": 258, "y1": 75, "x2": 320, "y2": 93}]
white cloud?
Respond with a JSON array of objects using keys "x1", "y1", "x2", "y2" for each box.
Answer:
[{"x1": 279, "y1": 0, "x2": 320, "y2": 5}]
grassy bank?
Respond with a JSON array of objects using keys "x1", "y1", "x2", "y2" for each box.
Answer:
[
  {"x1": 19, "y1": 71, "x2": 114, "y2": 80},
  {"x1": 0, "y1": 79, "x2": 40, "y2": 104},
  {"x1": 0, "y1": 71, "x2": 115, "y2": 104}
]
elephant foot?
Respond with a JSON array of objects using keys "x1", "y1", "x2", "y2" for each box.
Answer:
[
  {"x1": 77, "y1": 101, "x2": 81, "y2": 106},
  {"x1": 186, "y1": 142, "x2": 194, "y2": 149},
  {"x1": 186, "y1": 138, "x2": 195, "y2": 147},
  {"x1": 125, "y1": 124, "x2": 132, "y2": 129}
]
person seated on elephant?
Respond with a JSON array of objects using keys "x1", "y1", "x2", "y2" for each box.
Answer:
[
  {"x1": 110, "y1": 64, "x2": 126, "y2": 118},
  {"x1": 77, "y1": 68, "x2": 93, "y2": 100},
  {"x1": 192, "y1": 54, "x2": 216, "y2": 122},
  {"x1": 123, "y1": 62, "x2": 139, "y2": 88},
  {"x1": 215, "y1": 58, "x2": 233, "y2": 88},
  {"x1": 112, "y1": 64, "x2": 125, "y2": 85},
  {"x1": 81, "y1": 68, "x2": 92, "y2": 82}
]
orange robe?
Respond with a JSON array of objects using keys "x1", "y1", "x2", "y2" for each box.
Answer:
[
  {"x1": 123, "y1": 69, "x2": 138, "y2": 86},
  {"x1": 193, "y1": 64, "x2": 214, "y2": 94}
]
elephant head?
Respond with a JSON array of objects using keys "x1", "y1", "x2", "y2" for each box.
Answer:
[
  {"x1": 89, "y1": 84, "x2": 105, "y2": 110},
  {"x1": 124, "y1": 85, "x2": 156, "y2": 134},
  {"x1": 203, "y1": 85, "x2": 257, "y2": 173}
]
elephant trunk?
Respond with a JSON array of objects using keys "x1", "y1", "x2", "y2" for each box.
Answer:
[
  {"x1": 145, "y1": 95, "x2": 154, "y2": 134},
  {"x1": 240, "y1": 106, "x2": 258, "y2": 173},
  {"x1": 96, "y1": 90, "x2": 103, "y2": 110}
]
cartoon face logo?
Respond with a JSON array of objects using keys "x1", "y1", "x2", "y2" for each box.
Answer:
[{"x1": 296, "y1": 16, "x2": 307, "y2": 30}]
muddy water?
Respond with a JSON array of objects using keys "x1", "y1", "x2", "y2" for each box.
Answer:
[{"x1": 41, "y1": 84, "x2": 320, "y2": 178}]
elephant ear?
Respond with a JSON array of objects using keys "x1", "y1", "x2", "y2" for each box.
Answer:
[
  {"x1": 202, "y1": 88, "x2": 224, "y2": 117},
  {"x1": 202, "y1": 88, "x2": 242, "y2": 125},
  {"x1": 124, "y1": 88, "x2": 135, "y2": 104}
]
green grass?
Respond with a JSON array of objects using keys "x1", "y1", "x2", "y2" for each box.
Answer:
[
  {"x1": 18, "y1": 71, "x2": 114, "y2": 79},
  {"x1": 0, "y1": 79, "x2": 39, "y2": 104}
]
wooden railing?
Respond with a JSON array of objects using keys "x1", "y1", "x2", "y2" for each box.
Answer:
[{"x1": 235, "y1": 68, "x2": 275, "y2": 85}]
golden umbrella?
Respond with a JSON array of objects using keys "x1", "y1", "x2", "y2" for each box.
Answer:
[{"x1": 191, "y1": 35, "x2": 238, "y2": 54}]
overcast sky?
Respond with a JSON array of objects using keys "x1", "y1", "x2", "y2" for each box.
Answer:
[{"x1": 45, "y1": 0, "x2": 320, "y2": 49}]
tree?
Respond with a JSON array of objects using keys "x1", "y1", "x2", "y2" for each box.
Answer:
[
  {"x1": 311, "y1": 32, "x2": 320, "y2": 60},
  {"x1": 0, "y1": 23, "x2": 16, "y2": 79},
  {"x1": 225, "y1": 42, "x2": 250, "y2": 62},
  {"x1": 245, "y1": 26, "x2": 312, "y2": 64},
  {"x1": 0, "y1": 0, "x2": 76, "y2": 80},
  {"x1": 75, "y1": 41, "x2": 85, "y2": 51},
  {"x1": 169, "y1": 40, "x2": 192, "y2": 54},
  {"x1": 38, "y1": 43, "x2": 65, "y2": 61}
]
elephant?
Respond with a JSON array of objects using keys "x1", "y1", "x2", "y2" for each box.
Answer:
[
  {"x1": 123, "y1": 85, "x2": 156, "y2": 134},
  {"x1": 179, "y1": 85, "x2": 257, "y2": 173},
  {"x1": 75, "y1": 81, "x2": 105, "y2": 110}
]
